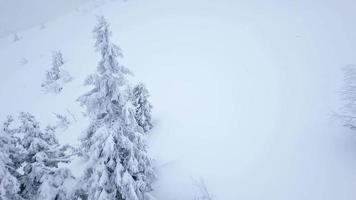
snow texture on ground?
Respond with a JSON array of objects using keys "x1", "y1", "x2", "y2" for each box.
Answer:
[{"x1": 1, "y1": 0, "x2": 356, "y2": 199}]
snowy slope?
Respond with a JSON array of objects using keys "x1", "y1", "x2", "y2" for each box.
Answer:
[
  {"x1": 0, "y1": 0, "x2": 94, "y2": 37},
  {"x1": 1, "y1": 0, "x2": 356, "y2": 199}
]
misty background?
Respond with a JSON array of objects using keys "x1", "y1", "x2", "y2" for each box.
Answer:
[{"x1": 1, "y1": 0, "x2": 356, "y2": 199}]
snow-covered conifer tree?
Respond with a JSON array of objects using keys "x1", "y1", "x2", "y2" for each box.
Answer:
[
  {"x1": 0, "y1": 150, "x2": 21, "y2": 200},
  {"x1": 77, "y1": 16, "x2": 155, "y2": 200},
  {"x1": 0, "y1": 161, "x2": 21, "y2": 200},
  {"x1": 132, "y1": 83, "x2": 153, "y2": 133},
  {"x1": 37, "y1": 167, "x2": 75, "y2": 200},
  {"x1": 12, "y1": 112, "x2": 74, "y2": 200},
  {"x1": 0, "y1": 116, "x2": 23, "y2": 200},
  {"x1": 42, "y1": 51, "x2": 72, "y2": 93}
]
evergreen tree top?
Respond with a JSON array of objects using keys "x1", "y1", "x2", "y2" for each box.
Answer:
[{"x1": 93, "y1": 16, "x2": 130, "y2": 77}]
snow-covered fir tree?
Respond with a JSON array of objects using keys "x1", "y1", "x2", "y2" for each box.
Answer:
[
  {"x1": 47, "y1": 51, "x2": 64, "y2": 83},
  {"x1": 2, "y1": 116, "x2": 25, "y2": 169},
  {"x1": 2, "y1": 112, "x2": 75, "y2": 200},
  {"x1": 0, "y1": 116, "x2": 23, "y2": 200},
  {"x1": 0, "y1": 158, "x2": 21, "y2": 200},
  {"x1": 132, "y1": 83, "x2": 153, "y2": 133},
  {"x1": 42, "y1": 51, "x2": 72, "y2": 93},
  {"x1": 77, "y1": 16, "x2": 155, "y2": 200},
  {"x1": 37, "y1": 167, "x2": 75, "y2": 200}
]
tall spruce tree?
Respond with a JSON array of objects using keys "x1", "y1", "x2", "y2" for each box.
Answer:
[{"x1": 77, "y1": 16, "x2": 155, "y2": 200}]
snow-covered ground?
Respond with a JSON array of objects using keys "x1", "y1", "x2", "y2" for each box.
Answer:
[
  {"x1": 1, "y1": 0, "x2": 356, "y2": 199},
  {"x1": 0, "y1": 0, "x2": 95, "y2": 37}
]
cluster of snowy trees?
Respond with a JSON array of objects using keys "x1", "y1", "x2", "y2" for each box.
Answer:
[
  {"x1": 0, "y1": 112, "x2": 75, "y2": 200},
  {"x1": 1, "y1": 16, "x2": 155, "y2": 200}
]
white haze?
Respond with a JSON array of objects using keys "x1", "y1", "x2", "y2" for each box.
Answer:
[{"x1": 1, "y1": 0, "x2": 356, "y2": 199}]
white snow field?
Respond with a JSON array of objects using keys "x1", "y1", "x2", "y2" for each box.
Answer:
[
  {"x1": 0, "y1": 0, "x2": 94, "y2": 37},
  {"x1": 1, "y1": 0, "x2": 356, "y2": 199}
]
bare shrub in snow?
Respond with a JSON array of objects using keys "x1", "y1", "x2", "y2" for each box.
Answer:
[
  {"x1": 53, "y1": 112, "x2": 71, "y2": 130},
  {"x1": 76, "y1": 16, "x2": 156, "y2": 200},
  {"x1": 41, "y1": 51, "x2": 72, "y2": 94},
  {"x1": 40, "y1": 23, "x2": 46, "y2": 30},
  {"x1": 66, "y1": 109, "x2": 78, "y2": 122},
  {"x1": 13, "y1": 33, "x2": 21, "y2": 42},
  {"x1": 20, "y1": 58, "x2": 28, "y2": 65}
]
